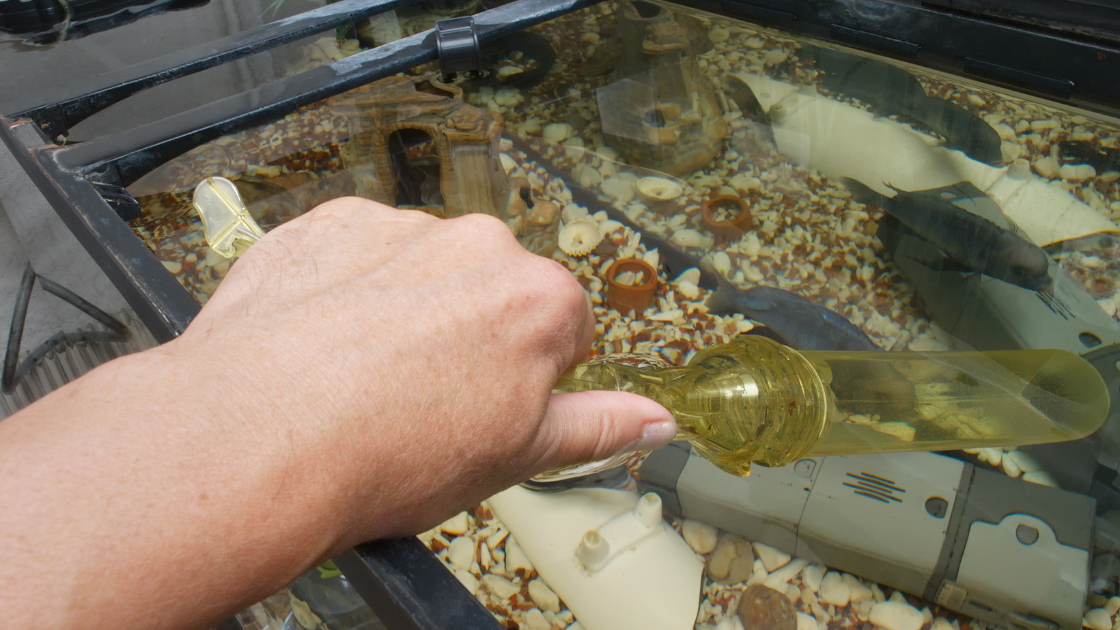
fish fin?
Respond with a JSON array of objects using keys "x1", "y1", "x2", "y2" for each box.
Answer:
[
  {"x1": 705, "y1": 276, "x2": 739, "y2": 314},
  {"x1": 743, "y1": 326, "x2": 790, "y2": 346},
  {"x1": 705, "y1": 277, "x2": 778, "y2": 315},
  {"x1": 877, "y1": 215, "x2": 973, "y2": 273},
  {"x1": 840, "y1": 177, "x2": 889, "y2": 208}
]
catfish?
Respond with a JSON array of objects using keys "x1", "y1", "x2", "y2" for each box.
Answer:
[
  {"x1": 814, "y1": 47, "x2": 1003, "y2": 165},
  {"x1": 843, "y1": 178, "x2": 1052, "y2": 291}
]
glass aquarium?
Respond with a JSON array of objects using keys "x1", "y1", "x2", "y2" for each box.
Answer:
[{"x1": 121, "y1": 1, "x2": 1120, "y2": 629}]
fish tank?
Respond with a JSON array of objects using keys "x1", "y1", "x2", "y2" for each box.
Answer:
[{"x1": 8, "y1": 0, "x2": 1120, "y2": 629}]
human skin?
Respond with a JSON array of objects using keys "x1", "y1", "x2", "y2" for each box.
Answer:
[{"x1": 0, "y1": 198, "x2": 676, "y2": 630}]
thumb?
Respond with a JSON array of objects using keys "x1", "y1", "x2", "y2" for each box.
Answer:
[{"x1": 531, "y1": 391, "x2": 677, "y2": 474}]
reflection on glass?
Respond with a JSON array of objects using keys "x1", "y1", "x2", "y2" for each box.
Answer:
[{"x1": 123, "y1": 2, "x2": 1120, "y2": 629}]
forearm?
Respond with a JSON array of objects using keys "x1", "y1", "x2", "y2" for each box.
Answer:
[{"x1": 0, "y1": 341, "x2": 348, "y2": 630}]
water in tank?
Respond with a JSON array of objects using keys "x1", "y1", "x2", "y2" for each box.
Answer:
[{"x1": 123, "y1": 2, "x2": 1120, "y2": 629}]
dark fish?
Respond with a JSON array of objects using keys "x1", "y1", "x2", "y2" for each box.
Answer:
[
  {"x1": 707, "y1": 278, "x2": 880, "y2": 352},
  {"x1": 813, "y1": 47, "x2": 1003, "y2": 166},
  {"x1": 907, "y1": 97, "x2": 1003, "y2": 165},
  {"x1": 1058, "y1": 140, "x2": 1120, "y2": 174},
  {"x1": 707, "y1": 279, "x2": 915, "y2": 414},
  {"x1": 722, "y1": 74, "x2": 776, "y2": 147},
  {"x1": 843, "y1": 178, "x2": 1053, "y2": 291}
]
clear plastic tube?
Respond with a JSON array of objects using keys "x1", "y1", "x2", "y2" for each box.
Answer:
[{"x1": 554, "y1": 336, "x2": 1109, "y2": 475}]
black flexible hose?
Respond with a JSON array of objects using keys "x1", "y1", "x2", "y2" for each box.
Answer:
[
  {"x1": 3, "y1": 264, "x2": 36, "y2": 394},
  {"x1": 38, "y1": 276, "x2": 127, "y2": 335},
  {"x1": 3, "y1": 265, "x2": 127, "y2": 395}
]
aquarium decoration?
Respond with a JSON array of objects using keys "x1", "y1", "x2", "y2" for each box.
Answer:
[
  {"x1": 14, "y1": 0, "x2": 1120, "y2": 627},
  {"x1": 328, "y1": 74, "x2": 512, "y2": 219}
]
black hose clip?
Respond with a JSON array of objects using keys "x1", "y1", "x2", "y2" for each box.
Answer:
[{"x1": 435, "y1": 17, "x2": 482, "y2": 82}]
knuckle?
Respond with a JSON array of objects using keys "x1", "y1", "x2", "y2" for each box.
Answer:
[{"x1": 452, "y1": 212, "x2": 518, "y2": 245}]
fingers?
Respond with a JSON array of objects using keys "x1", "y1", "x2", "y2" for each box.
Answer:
[{"x1": 531, "y1": 391, "x2": 677, "y2": 474}]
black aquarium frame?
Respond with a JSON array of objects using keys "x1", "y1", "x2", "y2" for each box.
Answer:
[{"x1": 5, "y1": 0, "x2": 1120, "y2": 627}]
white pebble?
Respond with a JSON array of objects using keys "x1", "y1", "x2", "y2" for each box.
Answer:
[
  {"x1": 1034, "y1": 156, "x2": 1060, "y2": 179},
  {"x1": 1030, "y1": 119, "x2": 1060, "y2": 132},
  {"x1": 819, "y1": 571, "x2": 850, "y2": 607},
  {"x1": 1085, "y1": 608, "x2": 1112, "y2": 630},
  {"x1": 1024, "y1": 470, "x2": 1059, "y2": 487},
  {"x1": 870, "y1": 601, "x2": 924, "y2": 630},
  {"x1": 1060, "y1": 163, "x2": 1097, "y2": 181},
  {"x1": 601, "y1": 177, "x2": 635, "y2": 204},
  {"x1": 494, "y1": 88, "x2": 523, "y2": 107},
  {"x1": 447, "y1": 536, "x2": 475, "y2": 571},
  {"x1": 752, "y1": 542, "x2": 790, "y2": 572},
  {"x1": 1001, "y1": 142, "x2": 1021, "y2": 163},
  {"x1": 993, "y1": 123, "x2": 1016, "y2": 141},
  {"x1": 524, "y1": 608, "x2": 551, "y2": 630},
  {"x1": 542, "y1": 122, "x2": 574, "y2": 144},
  {"x1": 712, "y1": 251, "x2": 732, "y2": 276},
  {"x1": 453, "y1": 569, "x2": 479, "y2": 595},
  {"x1": 528, "y1": 578, "x2": 561, "y2": 612},
  {"x1": 1108, "y1": 596, "x2": 1120, "y2": 616},
  {"x1": 572, "y1": 163, "x2": 602, "y2": 188},
  {"x1": 682, "y1": 519, "x2": 719, "y2": 554},
  {"x1": 441, "y1": 512, "x2": 470, "y2": 536},
  {"x1": 801, "y1": 565, "x2": 824, "y2": 593},
  {"x1": 979, "y1": 448, "x2": 1002, "y2": 467},
  {"x1": 764, "y1": 559, "x2": 809, "y2": 589},
  {"x1": 729, "y1": 173, "x2": 762, "y2": 195},
  {"x1": 506, "y1": 535, "x2": 535, "y2": 573},
  {"x1": 742, "y1": 233, "x2": 761, "y2": 256},
  {"x1": 677, "y1": 279, "x2": 701, "y2": 300},
  {"x1": 486, "y1": 526, "x2": 509, "y2": 550},
  {"x1": 797, "y1": 612, "x2": 818, "y2": 630},
  {"x1": 482, "y1": 574, "x2": 521, "y2": 599},
  {"x1": 842, "y1": 573, "x2": 873, "y2": 603},
  {"x1": 1001, "y1": 455, "x2": 1021, "y2": 478}
]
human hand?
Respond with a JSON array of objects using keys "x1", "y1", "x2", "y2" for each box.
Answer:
[
  {"x1": 174, "y1": 197, "x2": 676, "y2": 544},
  {"x1": 0, "y1": 197, "x2": 676, "y2": 630}
]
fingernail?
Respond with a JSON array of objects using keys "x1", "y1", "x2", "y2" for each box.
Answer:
[{"x1": 632, "y1": 419, "x2": 678, "y2": 452}]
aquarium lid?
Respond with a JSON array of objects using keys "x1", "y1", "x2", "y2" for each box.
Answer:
[{"x1": 685, "y1": 0, "x2": 1120, "y2": 118}]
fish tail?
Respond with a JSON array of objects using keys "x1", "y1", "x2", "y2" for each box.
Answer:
[
  {"x1": 840, "y1": 177, "x2": 886, "y2": 207},
  {"x1": 705, "y1": 276, "x2": 739, "y2": 315}
]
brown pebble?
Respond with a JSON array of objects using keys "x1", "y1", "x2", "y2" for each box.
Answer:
[
  {"x1": 706, "y1": 533, "x2": 755, "y2": 583},
  {"x1": 738, "y1": 584, "x2": 797, "y2": 630}
]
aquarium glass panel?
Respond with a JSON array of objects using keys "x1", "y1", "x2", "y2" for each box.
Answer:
[{"x1": 125, "y1": 2, "x2": 1120, "y2": 629}]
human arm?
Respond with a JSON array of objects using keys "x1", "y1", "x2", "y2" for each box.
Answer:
[{"x1": 0, "y1": 198, "x2": 676, "y2": 630}]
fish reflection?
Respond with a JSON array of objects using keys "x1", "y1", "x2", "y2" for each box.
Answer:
[
  {"x1": 843, "y1": 178, "x2": 1052, "y2": 291},
  {"x1": 1058, "y1": 140, "x2": 1120, "y2": 174},
  {"x1": 721, "y1": 74, "x2": 776, "y2": 147},
  {"x1": 812, "y1": 47, "x2": 1003, "y2": 165},
  {"x1": 706, "y1": 279, "x2": 914, "y2": 414}
]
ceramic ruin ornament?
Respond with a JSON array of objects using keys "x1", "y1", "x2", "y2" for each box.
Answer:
[
  {"x1": 329, "y1": 74, "x2": 514, "y2": 220},
  {"x1": 598, "y1": 0, "x2": 727, "y2": 177}
]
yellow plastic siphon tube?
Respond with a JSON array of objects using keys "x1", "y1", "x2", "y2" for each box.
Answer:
[{"x1": 553, "y1": 335, "x2": 1110, "y2": 476}]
